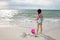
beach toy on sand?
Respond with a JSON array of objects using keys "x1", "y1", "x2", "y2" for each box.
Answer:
[{"x1": 31, "y1": 29, "x2": 35, "y2": 34}]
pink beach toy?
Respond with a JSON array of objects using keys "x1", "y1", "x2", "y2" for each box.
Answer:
[{"x1": 31, "y1": 29, "x2": 35, "y2": 34}]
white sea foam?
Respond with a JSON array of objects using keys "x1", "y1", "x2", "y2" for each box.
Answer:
[
  {"x1": 0, "y1": 10, "x2": 17, "y2": 18},
  {"x1": 19, "y1": 18, "x2": 60, "y2": 23},
  {"x1": 17, "y1": 18, "x2": 60, "y2": 30}
]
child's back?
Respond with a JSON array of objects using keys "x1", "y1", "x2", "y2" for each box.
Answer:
[{"x1": 36, "y1": 9, "x2": 43, "y2": 35}]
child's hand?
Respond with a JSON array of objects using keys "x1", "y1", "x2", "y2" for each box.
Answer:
[{"x1": 33, "y1": 18, "x2": 37, "y2": 21}]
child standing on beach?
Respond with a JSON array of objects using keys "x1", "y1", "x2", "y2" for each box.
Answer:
[{"x1": 36, "y1": 9, "x2": 43, "y2": 35}]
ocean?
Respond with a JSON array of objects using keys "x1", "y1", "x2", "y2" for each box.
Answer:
[{"x1": 0, "y1": 9, "x2": 60, "y2": 30}]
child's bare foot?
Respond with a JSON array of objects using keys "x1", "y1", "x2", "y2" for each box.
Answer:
[
  {"x1": 40, "y1": 32, "x2": 42, "y2": 34},
  {"x1": 34, "y1": 34, "x2": 38, "y2": 37}
]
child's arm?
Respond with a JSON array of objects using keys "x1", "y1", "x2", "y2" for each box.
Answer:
[
  {"x1": 42, "y1": 15, "x2": 43, "y2": 21},
  {"x1": 33, "y1": 16, "x2": 38, "y2": 21}
]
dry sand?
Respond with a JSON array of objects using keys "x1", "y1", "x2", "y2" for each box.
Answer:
[{"x1": 0, "y1": 27, "x2": 60, "y2": 40}]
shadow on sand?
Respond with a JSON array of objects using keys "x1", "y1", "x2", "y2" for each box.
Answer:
[{"x1": 40, "y1": 34, "x2": 56, "y2": 40}]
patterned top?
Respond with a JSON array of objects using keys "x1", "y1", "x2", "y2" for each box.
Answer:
[{"x1": 37, "y1": 13, "x2": 43, "y2": 19}]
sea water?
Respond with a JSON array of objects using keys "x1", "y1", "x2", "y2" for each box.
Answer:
[{"x1": 0, "y1": 9, "x2": 60, "y2": 30}]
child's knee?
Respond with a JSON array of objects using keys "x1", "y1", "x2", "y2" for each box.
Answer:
[{"x1": 39, "y1": 23, "x2": 42, "y2": 25}]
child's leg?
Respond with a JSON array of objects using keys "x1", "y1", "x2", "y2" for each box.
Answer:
[
  {"x1": 36, "y1": 23, "x2": 39, "y2": 34},
  {"x1": 39, "y1": 23, "x2": 42, "y2": 34}
]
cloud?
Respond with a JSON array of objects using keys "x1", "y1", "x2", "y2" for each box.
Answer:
[
  {"x1": 8, "y1": 0, "x2": 60, "y2": 9},
  {"x1": 11, "y1": 0, "x2": 52, "y2": 6},
  {"x1": 0, "y1": 1, "x2": 9, "y2": 9},
  {"x1": 0, "y1": 0, "x2": 60, "y2": 9}
]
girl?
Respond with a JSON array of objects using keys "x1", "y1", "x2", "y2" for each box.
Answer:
[{"x1": 36, "y1": 9, "x2": 43, "y2": 35}]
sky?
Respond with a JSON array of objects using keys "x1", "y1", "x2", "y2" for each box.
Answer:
[{"x1": 0, "y1": 0, "x2": 60, "y2": 10}]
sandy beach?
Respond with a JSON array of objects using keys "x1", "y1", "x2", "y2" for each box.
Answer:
[{"x1": 0, "y1": 27, "x2": 60, "y2": 40}]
